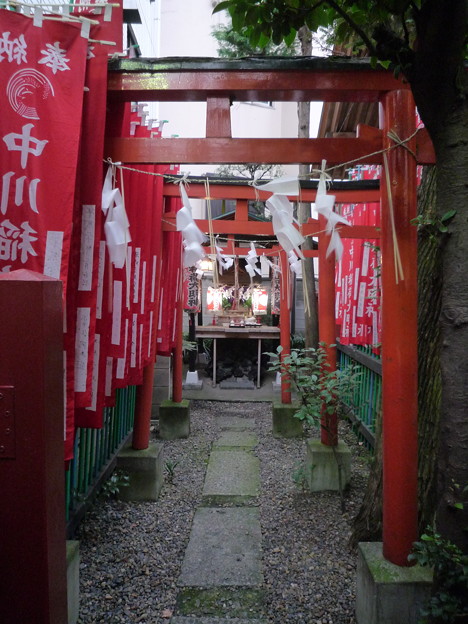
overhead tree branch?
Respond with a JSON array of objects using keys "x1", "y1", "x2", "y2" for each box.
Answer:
[{"x1": 324, "y1": 0, "x2": 378, "y2": 55}]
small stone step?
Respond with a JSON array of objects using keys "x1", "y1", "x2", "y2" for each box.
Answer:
[
  {"x1": 212, "y1": 431, "x2": 258, "y2": 450},
  {"x1": 178, "y1": 507, "x2": 263, "y2": 587},
  {"x1": 219, "y1": 375, "x2": 255, "y2": 389},
  {"x1": 175, "y1": 587, "x2": 265, "y2": 620},
  {"x1": 202, "y1": 450, "x2": 259, "y2": 501},
  {"x1": 217, "y1": 416, "x2": 256, "y2": 431},
  {"x1": 171, "y1": 618, "x2": 268, "y2": 624}
]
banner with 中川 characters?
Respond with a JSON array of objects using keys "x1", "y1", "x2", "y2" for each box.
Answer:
[{"x1": 0, "y1": 9, "x2": 87, "y2": 294}]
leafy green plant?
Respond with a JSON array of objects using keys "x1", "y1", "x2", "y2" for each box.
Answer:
[
  {"x1": 164, "y1": 459, "x2": 180, "y2": 484},
  {"x1": 182, "y1": 334, "x2": 197, "y2": 353},
  {"x1": 290, "y1": 333, "x2": 306, "y2": 350},
  {"x1": 411, "y1": 210, "x2": 457, "y2": 241},
  {"x1": 100, "y1": 469, "x2": 130, "y2": 499},
  {"x1": 292, "y1": 461, "x2": 307, "y2": 491},
  {"x1": 266, "y1": 343, "x2": 361, "y2": 431},
  {"x1": 266, "y1": 343, "x2": 361, "y2": 510},
  {"x1": 409, "y1": 528, "x2": 468, "y2": 623}
]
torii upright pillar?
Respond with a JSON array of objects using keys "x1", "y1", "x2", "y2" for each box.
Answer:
[
  {"x1": 355, "y1": 85, "x2": 428, "y2": 624},
  {"x1": 279, "y1": 249, "x2": 292, "y2": 404},
  {"x1": 318, "y1": 220, "x2": 338, "y2": 446},
  {"x1": 380, "y1": 89, "x2": 418, "y2": 566}
]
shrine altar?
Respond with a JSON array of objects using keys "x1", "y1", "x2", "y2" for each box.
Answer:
[{"x1": 195, "y1": 325, "x2": 280, "y2": 388}]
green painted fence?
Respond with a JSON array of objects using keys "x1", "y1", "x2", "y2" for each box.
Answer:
[
  {"x1": 65, "y1": 385, "x2": 136, "y2": 533},
  {"x1": 338, "y1": 343, "x2": 381, "y2": 448}
]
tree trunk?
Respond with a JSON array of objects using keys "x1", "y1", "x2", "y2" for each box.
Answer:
[
  {"x1": 431, "y1": 107, "x2": 468, "y2": 551},
  {"x1": 297, "y1": 25, "x2": 319, "y2": 349},
  {"x1": 349, "y1": 410, "x2": 383, "y2": 548},
  {"x1": 350, "y1": 166, "x2": 442, "y2": 546},
  {"x1": 416, "y1": 166, "x2": 442, "y2": 533}
]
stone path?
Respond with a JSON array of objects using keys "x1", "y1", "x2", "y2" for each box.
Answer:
[{"x1": 170, "y1": 416, "x2": 268, "y2": 623}]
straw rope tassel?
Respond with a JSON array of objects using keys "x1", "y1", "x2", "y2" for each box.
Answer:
[
  {"x1": 382, "y1": 152, "x2": 404, "y2": 283},
  {"x1": 204, "y1": 179, "x2": 219, "y2": 288}
]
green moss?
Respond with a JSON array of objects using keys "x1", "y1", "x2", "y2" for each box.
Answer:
[
  {"x1": 176, "y1": 587, "x2": 265, "y2": 618},
  {"x1": 199, "y1": 495, "x2": 259, "y2": 507},
  {"x1": 360, "y1": 543, "x2": 433, "y2": 584}
]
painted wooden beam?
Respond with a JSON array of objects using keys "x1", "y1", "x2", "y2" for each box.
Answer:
[
  {"x1": 162, "y1": 216, "x2": 379, "y2": 240},
  {"x1": 162, "y1": 182, "x2": 381, "y2": 203},
  {"x1": 105, "y1": 136, "x2": 384, "y2": 166},
  {"x1": 107, "y1": 58, "x2": 410, "y2": 103}
]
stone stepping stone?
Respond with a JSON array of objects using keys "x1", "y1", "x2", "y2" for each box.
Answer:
[
  {"x1": 170, "y1": 618, "x2": 268, "y2": 624},
  {"x1": 175, "y1": 587, "x2": 265, "y2": 620},
  {"x1": 217, "y1": 416, "x2": 256, "y2": 431},
  {"x1": 202, "y1": 450, "x2": 259, "y2": 501},
  {"x1": 212, "y1": 431, "x2": 258, "y2": 450},
  {"x1": 178, "y1": 507, "x2": 263, "y2": 587}
]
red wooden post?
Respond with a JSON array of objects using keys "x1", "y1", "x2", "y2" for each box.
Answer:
[
  {"x1": 318, "y1": 224, "x2": 338, "y2": 446},
  {"x1": 132, "y1": 363, "x2": 153, "y2": 450},
  {"x1": 0, "y1": 270, "x2": 67, "y2": 623},
  {"x1": 279, "y1": 249, "x2": 292, "y2": 404},
  {"x1": 380, "y1": 90, "x2": 418, "y2": 566},
  {"x1": 172, "y1": 278, "x2": 184, "y2": 404}
]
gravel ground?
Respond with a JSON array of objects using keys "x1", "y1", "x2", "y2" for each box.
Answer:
[{"x1": 77, "y1": 400, "x2": 371, "y2": 624}]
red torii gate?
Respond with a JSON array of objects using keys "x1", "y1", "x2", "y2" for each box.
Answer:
[
  {"x1": 161, "y1": 179, "x2": 379, "y2": 404},
  {"x1": 105, "y1": 57, "x2": 435, "y2": 567}
]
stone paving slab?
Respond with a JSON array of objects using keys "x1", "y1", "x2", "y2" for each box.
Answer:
[
  {"x1": 219, "y1": 375, "x2": 255, "y2": 389},
  {"x1": 203, "y1": 450, "x2": 259, "y2": 499},
  {"x1": 212, "y1": 431, "x2": 258, "y2": 450},
  {"x1": 178, "y1": 508, "x2": 263, "y2": 587},
  {"x1": 171, "y1": 618, "x2": 268, "y2": 624},
  {"x1": 217, "y1": 416, "x2": 256, "y2": 431},
  {"x1": 176, "y1": 588, "x2": 265, "y2": 619}
]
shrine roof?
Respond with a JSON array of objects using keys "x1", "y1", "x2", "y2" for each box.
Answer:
[
  {"x1": 107, "y1": 56, "x2": 409, "y2": 103},
  {"x1": 109, "y1": 55, "x2": 380, "y2": 73}
]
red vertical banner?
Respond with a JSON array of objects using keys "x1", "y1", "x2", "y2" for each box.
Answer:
[
  {"x1": 73, "y1": 23, "x2": 111, "y2": 427},
  {"x1": 0, "y1": 10, "x2": 87, "y2": 289},
  {"x1": 335, "y1": 165, "x2": 381, "y2": 351},
  {"x1": 0, "y1": 10, "x2": 88, "y2": 460},
  {"x1": 157, "y1": 229, "x2": 183, "y2": 356}
]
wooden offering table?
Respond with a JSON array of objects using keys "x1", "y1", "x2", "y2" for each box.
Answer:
[{"x1": 196, "y1": 324, "x2": 280, "y2": 388}]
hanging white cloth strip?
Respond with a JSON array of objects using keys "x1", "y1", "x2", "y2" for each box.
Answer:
[
  {"x1": 266, "y1": 194, "x2": 305, "y2": 260},
  {"x1": 288, "y1": 250, "x2": 302, "y2": 275},
  {"x1": 101, "y1": 165, "x2": 131, "y2": 269},
  {"x1": 264, "y1": 256, "x2": 281, "y2": 274},
  {"x1": 253, "y1": 174, "x2": 300, "y2": 196},
  {"x1": 177, "y1": 183, "x2": 207, "y2": 268},
  {"x1": 315, "y1": 160, "x2": 350, "y2": 261},
  {"x1": 244, "y1": 241, "x2": 262, "y2": 277},
  {"x1": 215, "y1": 243, "x2": 233, "y2": 274}
]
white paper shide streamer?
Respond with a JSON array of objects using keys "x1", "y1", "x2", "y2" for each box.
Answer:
[
  {"x1": 102, "y1": 166, "x2": 131, "y2": 269},
  {"x1": 244, "y1": 242, "x2": 262, "y2": 277},
  {"x1": 215, "y1": 242, "x2": 233, "y2": 274},
  {"x1": 177, "y1": 184, "x2": 208, "y2": 268},
  {"x1": 315, "y1": 160, "x2": 350, "y2": 261},
  {"x1": 254, "y1": 174, "x2": 305, "y2": 273}
]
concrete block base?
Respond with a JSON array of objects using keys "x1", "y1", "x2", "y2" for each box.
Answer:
[
  {"x1": 356, "y1": 542, "x2": 433, "y2": 624},
  {"x1": 271, "y1": 401, "x2": 303, "y2": 438},
  {"x1": 66, "y1": 540, "x2": 79, "y2": 624},
  {"x1": 159, "y1": 399, "x2": 190, "y2": 439},
  {"x1": 305, "y1": 439, "x2": 351, "y2": 492},
  {"x1": 271, "y1": 372, "x2": 281, "y2": 393},
  {"x1": 117, "y1": 442, "x2": 164, "y2": 501},
  {"x1": 183, "y1": 370, "x2": 203, "y2": 390}
]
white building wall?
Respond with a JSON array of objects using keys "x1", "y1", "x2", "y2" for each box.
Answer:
[{"x1": 131, "y1": 0, "x2": 323, "y2": 213}]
